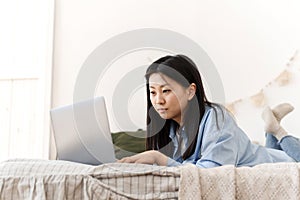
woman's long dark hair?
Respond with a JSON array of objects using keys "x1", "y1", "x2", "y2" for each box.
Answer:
[{"x1": 145, "y1": 55, "x2": 213, "y2": 160}]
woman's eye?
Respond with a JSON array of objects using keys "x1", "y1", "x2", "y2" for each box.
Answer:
[
  {"x1": 150, "y1": 91, "x2": 156, "y2": 95},
  {"x1": 163, "y1": 89, "x2": 171, "y2": 93}
]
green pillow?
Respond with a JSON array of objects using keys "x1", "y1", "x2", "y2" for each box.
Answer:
[{"x1": 111, "y1": 129, "x2": 146, "y2": 159}]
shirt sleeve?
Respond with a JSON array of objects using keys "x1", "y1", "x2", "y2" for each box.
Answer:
[
  {"x1": 167, "y1": 157, "x2": 221, "y2": 168},
  {"x1": 195, "y1": 159, "x2": 222, "y2": 168},
  {"x1": 167, "y1": 157, "x2": 182, "y2": 167}
]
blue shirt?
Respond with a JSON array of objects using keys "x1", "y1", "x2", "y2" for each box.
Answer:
[{"x1": 167, "y1": 105, "x2": 295, "y2": 168}]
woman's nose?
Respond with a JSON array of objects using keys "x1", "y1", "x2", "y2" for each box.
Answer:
[{"x1": 155, "y1": 93, "x2": 165, "y2": 104}]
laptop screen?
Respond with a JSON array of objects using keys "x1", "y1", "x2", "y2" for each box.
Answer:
[{"x1": 50, "y1": 96, "x2": 116, "y2": 165}]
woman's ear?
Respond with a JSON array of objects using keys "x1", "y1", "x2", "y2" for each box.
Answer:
[{"x1": 187, "y1": 83, "x2": 196, "y2": 100}]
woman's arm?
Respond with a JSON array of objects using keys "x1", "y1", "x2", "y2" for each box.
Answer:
[{"x1": 117, "y1": 150, "x2": 168, "y2": 166}]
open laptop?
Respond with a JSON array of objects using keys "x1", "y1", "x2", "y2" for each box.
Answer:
[{"x1": 50, "y1": 96, "x2": 116, "y2": 165}]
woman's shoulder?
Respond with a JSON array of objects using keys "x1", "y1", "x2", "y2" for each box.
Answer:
[
  {"x1": 201, "y1": 103, "x2": 240, "y2": 139},
  {"x1": 204, "y1": 103, "x2": 236, "y2": 124},
  {"x1": 204, "y1": 103, "x2": 227, "y2": 116}
]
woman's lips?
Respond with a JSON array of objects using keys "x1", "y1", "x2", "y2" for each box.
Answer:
[{"x1": 157, "y1": 108, "x2": 167, "y2": 113}]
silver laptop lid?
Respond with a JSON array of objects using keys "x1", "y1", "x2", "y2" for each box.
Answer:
[{"x1": 50, "y1": 96, "x2": 116, "y2": 165}]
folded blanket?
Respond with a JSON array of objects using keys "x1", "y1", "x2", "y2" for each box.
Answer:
[{"x1": 179, "y1": 162, "x2": 300, "y2": 200}]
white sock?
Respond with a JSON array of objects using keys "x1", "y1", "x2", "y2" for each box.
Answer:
[
  {"x1": 272, "y1": 103, "x2": 294, "y2": 122},
  {"x1": 262, "y1": 106, "x2": 287, "y2": 140}
]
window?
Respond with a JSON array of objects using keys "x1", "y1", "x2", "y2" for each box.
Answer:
[{"x1": 0, "y1": 0, "x2": 54, "y2": 161}]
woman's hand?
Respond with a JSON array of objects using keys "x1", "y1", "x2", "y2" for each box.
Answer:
[{"x1": 117, "y1": 150, "x2": 168, "y2": 166}]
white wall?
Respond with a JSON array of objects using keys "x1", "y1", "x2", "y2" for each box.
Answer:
[{"x1": 53, "y1": 0, "x2": 300, "y2": 144}]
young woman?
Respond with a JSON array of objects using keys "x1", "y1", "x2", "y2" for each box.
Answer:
[{"x1": 118, "y1": 55, "x2": 299, "y2": 168}]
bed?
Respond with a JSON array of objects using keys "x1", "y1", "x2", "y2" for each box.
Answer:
[{"x1": 1, "y1": 158, "x2": 300, "y2": 200}]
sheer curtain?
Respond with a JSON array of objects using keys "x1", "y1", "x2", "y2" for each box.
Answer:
[{"x1": 0, "y1": 0, "x2": 54, "y2": 161}]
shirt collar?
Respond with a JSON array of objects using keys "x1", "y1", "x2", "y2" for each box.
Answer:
[
  {"x1": 169, "y1": 121, "x2": 187, "y2": 140},
  {"x1": 169, "y1": 121, "x2": 176, "y2": 140}
]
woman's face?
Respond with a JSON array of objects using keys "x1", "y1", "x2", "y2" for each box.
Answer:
[{"x1": 149, "y1": 73, "x2": 193, "y2": 125}]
